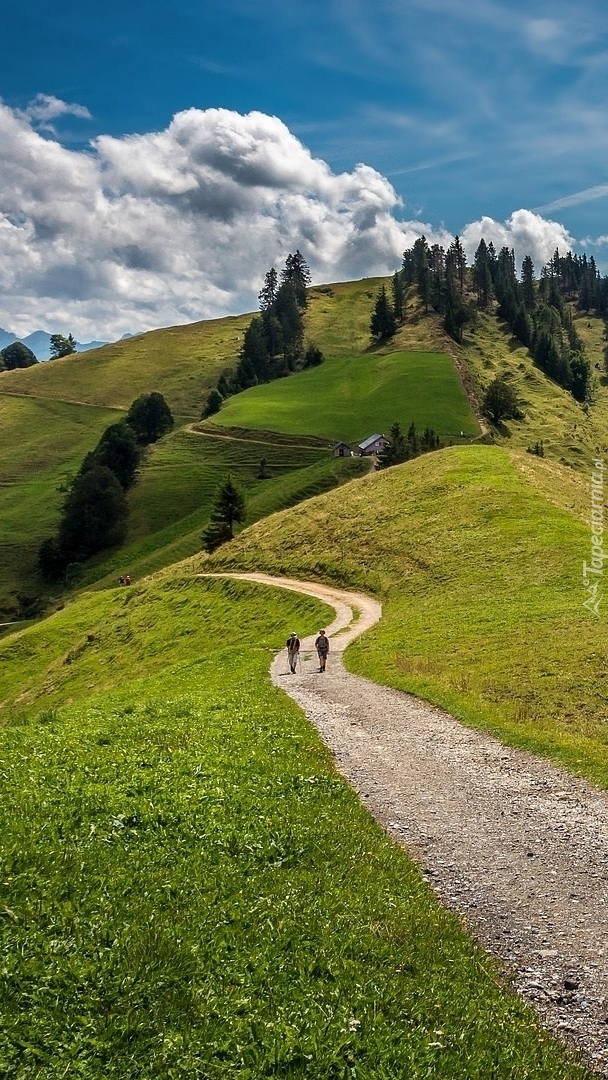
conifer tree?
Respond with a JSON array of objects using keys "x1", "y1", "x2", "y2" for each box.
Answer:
[
  {"x1": 281, "y1": 251, "x2": 311, "y2": 307},
  {"x1": 202, "y1": 476, "x2": 247, "y2": 553},
  {"x1": 473, "y1": 240, "x2": 492, "y2": 310},
  {"x1": 392, "y1": 270, "x2": 406, "y2": 322},
  {"x1": 258, "y1": 267, "x2": 278, "y2": 311},
  {"x1": 370, "y1": 286, "x2": 396, "y2": 340},
  {"x1": 521, "y1": 255, "x2": 535, "y2": 312}
]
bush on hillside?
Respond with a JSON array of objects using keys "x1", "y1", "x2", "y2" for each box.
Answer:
[
  {"x1": 80, "y1": 421, "x2": 141, "y2": 490},
  {"x1": 201, "y1": 388, "x2": 223, "y2": 418},
  {"x1": 59, "y1": 465, "x2": 129, "y2": 563}
]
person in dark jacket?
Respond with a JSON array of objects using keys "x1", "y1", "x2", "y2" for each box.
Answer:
[{"x1": 315, "y1": 630, "x2": 329, "y2": 672}]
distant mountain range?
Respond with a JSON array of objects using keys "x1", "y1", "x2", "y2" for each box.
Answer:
[{"x1": 0, "y1": 327, "x2": 109, "y2": 360}]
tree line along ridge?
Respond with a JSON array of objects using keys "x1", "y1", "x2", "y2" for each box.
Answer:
[{"x1": 370, "y1": 237, "x2": 608, "y2": 407}]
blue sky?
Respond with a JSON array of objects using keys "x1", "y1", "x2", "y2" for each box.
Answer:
[{"x1": 1, "y1": 0, "x2": 608, "y2": 337}]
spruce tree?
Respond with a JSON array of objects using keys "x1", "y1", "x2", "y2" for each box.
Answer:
[
  {"x1": 370, "y1": 286, "x2": 397, "y2": 340},
  {"x1": 413, "y1": 236, "x2": 431, "y2": 312},
  {"x1": 392, "y1": 270, "x2": 406, "y2": 322},
  {"x1": 258, "y1": 267, "x2": 278, "y2": 311},
  {"x1": 521, "y1": 255, "x2": 535, "y2": 312},
  {"x1": 202, "y1": 476, "x2": 246, "y2": 553},
  {"x1": 281, "y1": 251, "x2": 311, "y2": 308},
  {"x1": 473, "y1": 240, "x2": 492, "y2": 310}
]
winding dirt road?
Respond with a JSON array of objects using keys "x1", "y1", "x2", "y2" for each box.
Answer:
[{"x1": 204, "y1": 572, "x2": 608, "y2": 1075}]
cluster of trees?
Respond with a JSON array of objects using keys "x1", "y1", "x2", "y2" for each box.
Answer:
[
  {"x1": 49, "y1": 333, "x2": 77, "y2": 359},
  {"x1": 39, "y1": 392, "x2": 173, "y2": 581},
  {"x1": 401, "y1": 235, "x2": 474, "y2": 344},
  {"x1": 471, "y1": 243, "x2": 592, "y2": 401},
  {"x1": 202, "y1": 251, "x2": 323, "y2": 419},
  {"x1": 369, "y1": 272, "x2": 406, "y2": 341},
  {"x1": 392, "y1": 236, "x2": 599, "y2": 402},
  {"x1": 378, "y1": 422, "x2": 442, "y2": 469},
  {"x1": 0, "y1": 331, "x2": 77, "y2": 372}
]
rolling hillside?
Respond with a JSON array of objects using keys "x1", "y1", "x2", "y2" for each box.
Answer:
[
  {"x1": 2, "y1": 274, "x2": 608, "y2": 622},
  {"x1": 0, "y1": 278, "x2": 478, "y2": 618},
  {"x1": 200, "y1": 443, "x2": 608, "y2": 789},
  {"x1": 1, "y1": 280, "x2": 605, "y2": 1077}
]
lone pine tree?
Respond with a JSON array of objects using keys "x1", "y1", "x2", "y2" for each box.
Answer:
[{"x1": 202, "y1": 475, "x2": 247, "y2": 553}]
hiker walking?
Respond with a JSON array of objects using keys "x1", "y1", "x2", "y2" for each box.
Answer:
[
  {"x1": 286, "y1": 632, "x2": 300, "y2": 674},
  {"x1": 315, "y1": 629, "x2": 329, "y2": 672}
]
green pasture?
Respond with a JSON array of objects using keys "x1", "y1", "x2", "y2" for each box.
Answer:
[
  {"x1": 0, "y1": 576, "x2": 588, "y2": 1078},
  {"x1": 216, "y1": 351, "x2": 480, "y2": 442},
  {"x1": 0, "y1": 387, "x2": 364, "y2": 615},
  {"x1": 203, "y1": 443, "x2": 608, "y2": 789}
]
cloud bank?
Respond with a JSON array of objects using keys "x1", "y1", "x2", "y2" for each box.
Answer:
[{"x1": 0, "y1": 100, "x2": 580, "y2": 340}]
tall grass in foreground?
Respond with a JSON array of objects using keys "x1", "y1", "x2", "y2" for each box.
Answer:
[{"x1": 0, "y1": 577, "x2": 589, "y2": 1078}]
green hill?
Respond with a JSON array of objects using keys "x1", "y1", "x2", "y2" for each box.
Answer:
[
  {"x1": 214, "y1": 350, "x2": 479, "y2": 442},
  {"x1": 0, "y1": 395, "x2": 122, "y2": 612},
  {"x1": 0, "y1": 313, "x2": 254, "y2": 417},
  {"x1": 0, "y1": 284, "x2": 604, "y2": 1073}
]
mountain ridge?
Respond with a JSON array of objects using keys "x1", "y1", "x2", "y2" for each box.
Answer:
[{"x1": 0, "y1": 326, "x2": 109, "y2": 359}]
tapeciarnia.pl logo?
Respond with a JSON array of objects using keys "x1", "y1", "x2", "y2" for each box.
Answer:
[{"x1": 583, "y1": 458, "x2": 606, "y2": 617}]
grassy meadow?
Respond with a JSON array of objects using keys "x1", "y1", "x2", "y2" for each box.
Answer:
[
  {"x1": 0, "y1": 391, "x2": 364, "y2": 617},
  {"x1": 455, "y1": 308, "x2": 608, "y2": 471},
  {"x1": 215, "y1": 351, "x2": 480, "y2": 443},
  {"x1": 202, "y1": 443, "x2": 608, "y2": 789},
  {"x1": 2, "y1": 278, "x2": 608, "y2": 1076},
  {"x1": 0, "y1": 575, "x2": 590, "y2": 1079}
]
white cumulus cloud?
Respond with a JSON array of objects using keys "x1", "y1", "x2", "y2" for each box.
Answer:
[
  {"x1": 461, "y1": 209, "x2": 575, "y2": 269},
  {"x1": 0, "y1": 100, "x2": 580, "y2": 340}
]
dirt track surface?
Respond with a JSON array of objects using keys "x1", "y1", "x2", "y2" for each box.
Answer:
[{"x1": 204, "y1": 573, "x2": 608, "y2": 1074}]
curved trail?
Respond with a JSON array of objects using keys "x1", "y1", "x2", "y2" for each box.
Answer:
[{"x1": 204, "y1": 573, "x2": 608, "y2": 1074}]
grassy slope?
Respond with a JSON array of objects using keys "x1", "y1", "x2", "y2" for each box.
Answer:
[
  {"x1": 215, "y1": 351, "x2": 479, "y2": 442},
  {"x1": 448, "y1": 307, "x2": 608, "y2": 471},
  {"x1": 79, "y1": 437, "x2": 367, "y2": 593},
  {"x1": 0, "y1": 576, "x2": 589, "y2": 1079},
  {"x1": 2, "y1": 274, "x2": 607, "y2": 615},
  {"x1": 0, "y1": 396, "x2": 122, "y2": 609},
  {"x1": 304, "y1": 280, "x2": 608, "y2": 473},
  {"x1": 201, "y1": 443, "x2": 608, "y2": 789},
  {"x1": 0, "y1": 312, "x2": 254, "y2": 417}
]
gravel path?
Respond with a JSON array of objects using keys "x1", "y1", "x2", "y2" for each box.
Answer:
[{"x1": 207, "y1": 573, "x2": 608, "y2": 1074}]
